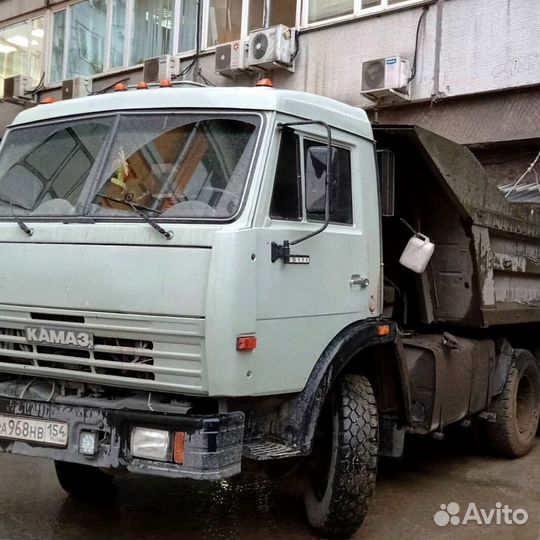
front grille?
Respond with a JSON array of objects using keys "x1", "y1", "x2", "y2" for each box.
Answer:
[
  {"x1": 0, "y1": 307, "x2": 206, "y2": 394},
  {"x1": 0, "y1": 327, "x2": 155, "y2": 380}
]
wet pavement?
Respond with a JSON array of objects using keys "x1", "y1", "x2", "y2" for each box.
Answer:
[{"x1": 0, "y1": 436, "x2": 538, "y2": 540}]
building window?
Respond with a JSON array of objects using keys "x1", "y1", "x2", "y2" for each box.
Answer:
[
  {"x1": 49, "y1": 0, "x2": 199, "y2": 82},
  {"x1": 248, "y1": 0, "x2": 297, "y2": 31},
  {"x1": 308, "y1": 0, "x2": 354, "y2": 24},
  {"x1": 50, "y1": 1, "x2": 107, "y2": 81},
  {"x1": 50, "y1": 11, "x2": 66, "y2": 82},
  {"x1": 0, "y1": 17, "x2": 44, "y2": 97},
  {"x1": 130, "y1": 0, "x2": 174, "y2": 65},
  {"x1": 179, "y1": 0, "x2": 198, "y2": 52},
  {"x1": 67, "y1": 0, "x2": 107, "y2": 77},
  {"x1": 207, "y1": 0, "x2": 243, "y2": 47},
  {"x1": 304, "y1": 0, "x2": 428, "y2": 26},
  {"x1": 109, "y1": 0, "x2": 127, "y2": 69},
  {"x1": 206, "y1": 0, "x2": 297, "y2": 46},
  {"x1": 361, "y1": 0, "x2": 382, "y2": 8}
]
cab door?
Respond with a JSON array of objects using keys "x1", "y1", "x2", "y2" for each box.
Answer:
[{"x1": 253, "y1": 123, "x2": 381, "y2": 394}]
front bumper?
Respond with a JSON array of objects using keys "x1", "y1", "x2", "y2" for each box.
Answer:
[{"x1": 0, "y1": 397, "x2": 244, "y2": 481}]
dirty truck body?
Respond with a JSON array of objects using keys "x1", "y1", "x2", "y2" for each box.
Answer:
[{"x1": 0, "y1": 87, "x2": 538, "y2": 535}]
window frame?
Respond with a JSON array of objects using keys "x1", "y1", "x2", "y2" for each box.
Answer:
[
  {"x1": 300, "y1": 0, "x2": 431, "y2": 29},
  {"x1": 300, "y1": 134, "x2": 354, "y2": 226},
  {"x1": 268, "y1": 125, "x2": 354, "y2": 226},
  {"x1": 202, "y1": 0, "x2": 301, "y2": 50},
  {"x1": 269, "y1": 128, "x2": 302, "y2": 222}
]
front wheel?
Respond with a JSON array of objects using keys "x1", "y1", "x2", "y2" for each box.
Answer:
[
  {"x1": 55, "y1": 461, "x2": 115, "y2": 500},
  {"x1": 303, "y1": 374, "x2": 378, "y2": 538}
]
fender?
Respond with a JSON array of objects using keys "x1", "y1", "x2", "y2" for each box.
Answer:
[{"x1": 243, "y1": 319, "x2": 411, "y2": 457}]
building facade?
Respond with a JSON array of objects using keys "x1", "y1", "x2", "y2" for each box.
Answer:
[{"x1": 0, "y1": 0, "x2": 539, "y2": 188}]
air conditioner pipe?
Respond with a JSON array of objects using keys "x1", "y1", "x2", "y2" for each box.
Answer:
[{"x1": 264, "y1": 0, "x2": 271, "y2": 28}]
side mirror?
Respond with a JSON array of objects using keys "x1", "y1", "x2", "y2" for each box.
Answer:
[
  {"x1": 305, "y1": 146, "x2": 338, "y2": 214},
  {"x1": 377, "y1": 149, "x2": 395, "y2": 217}
]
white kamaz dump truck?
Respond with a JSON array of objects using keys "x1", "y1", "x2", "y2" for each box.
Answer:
[{"x1": 0, "y1": 85, "x2": 538, "y2": 536}]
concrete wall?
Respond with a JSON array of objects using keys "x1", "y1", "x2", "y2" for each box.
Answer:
[
  {"x1": 439, "y1": 0, "x2": 540, "y2": 97},
  {"x1": 370, "y1": 87, "x2": 540, "y2": 144}
]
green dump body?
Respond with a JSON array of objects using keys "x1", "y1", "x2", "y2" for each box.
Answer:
[{"x1": 374, "y1": 125, "x2": 539, "y2": 328}]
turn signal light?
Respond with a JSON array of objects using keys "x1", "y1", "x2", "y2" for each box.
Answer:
[
  {"x1": 159, "y1": 79, "x2": 173, "y2": 87},
  {"x1": 236, "y1": 336, "x2": 257, "y2": 351},
  {"x1": 40, "y1": 97, "x2": 56, "y2": 104},
  {"x1": 136, "y1": 81, "x2": 149, "y2": 89},
  {"x1": 377, "y1": 324, "x2": 391, "y2": 336},
  {"x1": 114, "y1": 83, "x2": 127, "y2": 92},
  {"x1": 173, "y1": 432, "x2": 186, "y2": 464}
]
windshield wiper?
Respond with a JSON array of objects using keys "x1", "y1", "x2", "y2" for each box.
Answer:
[
  {"x1": 10, "y1": 204, "x2": 33, "y2": 237},
  {"x1": 96, "y1": 195, "x2": 173, "y2": 240},
  {"x1": 0, "y1": 197, "x2": 29, "y2": 211}
]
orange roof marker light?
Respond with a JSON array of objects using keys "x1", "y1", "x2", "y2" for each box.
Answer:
[
  {"x1": 159, "y1": 79, "x2": 173, "y2": 88},
  {"x1": 256, "y1": 78, "x2": 273, "y2": 88},
  {"x1": 114, "y1": 83, "x2": 127, "y2": 92},
  {"x1": 39, "y1": 97, "x2": 56, "y2": 104},
  {"x1": 136, "y1": 81, "x2": 149, "y2": 90}
]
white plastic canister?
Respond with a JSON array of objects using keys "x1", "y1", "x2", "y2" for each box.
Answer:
[{"x1": 399, "y1": 234, "x2": 435, "y2": 273}]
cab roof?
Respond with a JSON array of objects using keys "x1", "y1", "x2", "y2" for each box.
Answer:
[{"x1": 12, "y1": 86, "x2": 373, "y2": 141}]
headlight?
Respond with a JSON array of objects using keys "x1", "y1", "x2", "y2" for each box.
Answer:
[{"x1": 131, "y1": 427, "x2": 170, "y2": 461}]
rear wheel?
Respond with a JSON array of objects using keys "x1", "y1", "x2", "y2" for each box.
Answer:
[
  {"x1": 303, "y1": 374, "x2": 378, "y2": 538},
  {"x1": 55, "y1": 461, "x2": 115, "y2": 500},
  {"x1": 484, "y1": 349, "x2": 540, "y2": 457}
]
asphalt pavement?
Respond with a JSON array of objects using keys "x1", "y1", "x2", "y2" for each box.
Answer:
[{"x1": 0, "y1": 435, "x2": 538, "y2": 540}]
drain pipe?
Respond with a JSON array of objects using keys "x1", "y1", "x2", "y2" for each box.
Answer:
[{"x1": 264, "y1": 0, "x2": 271, "y2": 28}]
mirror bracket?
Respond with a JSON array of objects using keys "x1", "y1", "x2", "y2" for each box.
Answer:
[{"x1": 271, "y1": 241, "x2": 310, "y2": 264}]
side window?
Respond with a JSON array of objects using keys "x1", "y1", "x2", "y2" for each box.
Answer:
[
  {"x1": 304, "y1": 139, "x2": 353, "y2": 225},
  {"x1": 270, "y1": 129, "x2": 301, "y2": 221}
]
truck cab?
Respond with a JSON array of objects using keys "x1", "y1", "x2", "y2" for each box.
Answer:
[{"x1": 0, "y1": 85, "x2": 538, "y2": 537}]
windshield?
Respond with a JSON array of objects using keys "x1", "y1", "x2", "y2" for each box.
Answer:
[{"x1": 0, "y1": 113, "x2": 260, "y2": 220}]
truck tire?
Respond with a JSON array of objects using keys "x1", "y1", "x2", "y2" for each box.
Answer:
[
  {"x1": 484, "y1": 349, "x2": 540, "y2": 458},
  {"x1": 55, "y1": 461, "x2": 114, "y2": 499},
  {"x1": 303, "y1": 374, "x2": 378, "y2": 538}
]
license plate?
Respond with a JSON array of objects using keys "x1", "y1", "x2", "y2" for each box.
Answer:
[
  {"x1": 25, "y1": 325, "x2": 93, "y2": 350},
  {"x1": 0, "y1": 413, "x2": 68, "y2": 447}
]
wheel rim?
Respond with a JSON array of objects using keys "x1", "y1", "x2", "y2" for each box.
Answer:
[{"x1": 515, "y1": 370, "x2": 537, "y2": 437}]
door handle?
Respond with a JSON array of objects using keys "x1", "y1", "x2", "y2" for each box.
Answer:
[{"x1": 350, "y1": 275, "x2": 369, "y2": 288}]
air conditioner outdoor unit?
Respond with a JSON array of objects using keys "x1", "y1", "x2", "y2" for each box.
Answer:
[
  {"x1": 62, "y1": 76, "x2": 92, "y2": 100},
  {"x1": 247, "y1": 25, "x2": 295, "y2": 71},
  {"x1": 361, "y1": 55, "x2": 411, "y2": 100},
  {"x1": 143, "y1": 54, "x2": 180, "y2": 82},
  {"x1": 215, "y1": 40, "x2": 248, "y2": 77},
  {"x1": 3, "y1": 75, "x2": 33, "y2": 100}
]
